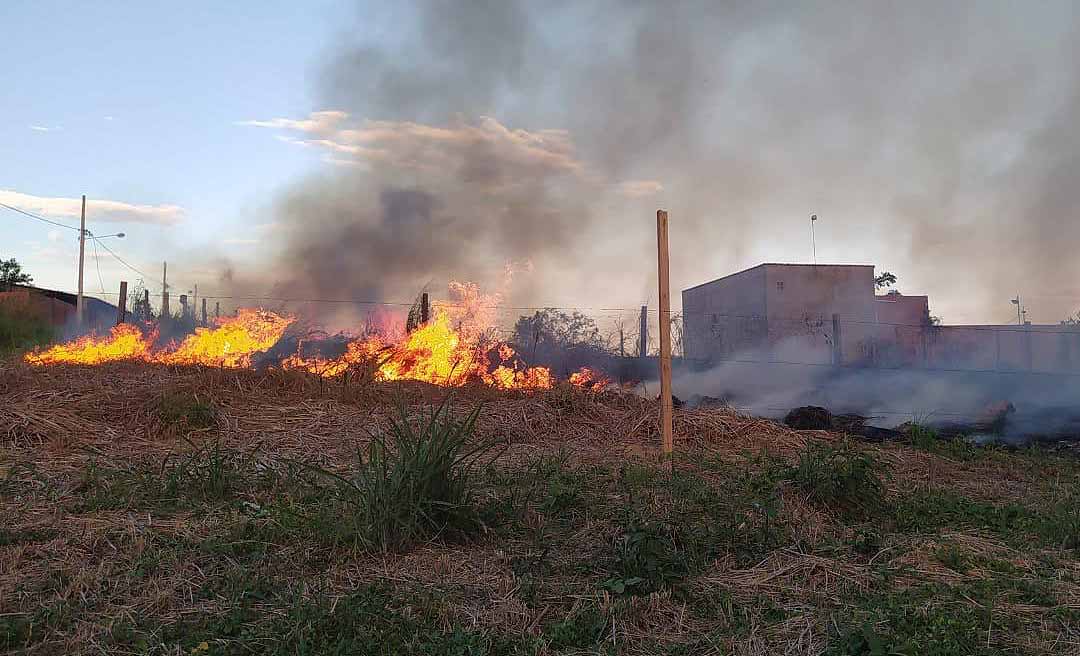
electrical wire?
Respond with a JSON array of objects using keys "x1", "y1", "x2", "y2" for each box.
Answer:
[
  {"x1": 0, "y1": 201, "x2": 81, "y2": 231},
  {"x1": 91, "y1": 237, "x2": 105, "y2": 294},
  {"x1": 90, "y1": 235, "x2": 149, "y2": 280}
]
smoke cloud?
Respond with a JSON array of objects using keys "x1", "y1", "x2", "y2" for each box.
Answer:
[{"x1": 240, "y1": 0, "x2": 1080, "y2": 325}]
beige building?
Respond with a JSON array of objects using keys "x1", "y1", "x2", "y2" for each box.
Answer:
[{"x1": 682, "y1": 263, "x2": 1078, "y2": 372}]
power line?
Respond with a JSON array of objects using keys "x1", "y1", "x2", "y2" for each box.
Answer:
[
  {"x1": 91, "y1": 237, "x2": 105, "y2": 294},
  {"x1": 0, "y1": 201, "x2": 81, "y2": 232},
  {"x1": 90, "y1": 235, "x2": 149, "y2": 280}
]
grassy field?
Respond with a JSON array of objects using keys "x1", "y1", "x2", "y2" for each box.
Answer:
[{"x1": 2, "y1": 362, "x2": 1080, "y2": 654}]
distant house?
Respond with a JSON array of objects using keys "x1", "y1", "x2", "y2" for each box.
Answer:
[
  {"x1": 682, "y1": 263, "x2": 1079, "y2": 373},
  {"x1": 0, "y1": 285, "x2": 118, "y2": 333}
]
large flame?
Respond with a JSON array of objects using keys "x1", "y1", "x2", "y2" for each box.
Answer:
[
  {"x1": 24, "y1": 323, "x2": 152, "y2": 365},
  {"x1": 24, "y1": 282, "x2": 604, "y2": 391},
  {"x1": 159, "y1": 309, "x2": 294, "y2": 368}
]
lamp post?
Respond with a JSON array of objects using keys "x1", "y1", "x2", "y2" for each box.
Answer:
[{"x1": 76, "y1": 224, "x2": 125, "y2": 326}]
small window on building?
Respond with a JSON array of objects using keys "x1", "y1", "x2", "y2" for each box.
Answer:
[{"x1": 776, "y1": 281, "x2": 784, "y2": 292}]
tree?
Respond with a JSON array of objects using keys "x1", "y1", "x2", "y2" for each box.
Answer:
[
  {"x1": 513, "y1": 309, "x2": 603, "y2": 353},
  {"x1": 0, "y1": 258, "x2": 32, "y2": 290},
  {"x1": 874, "y1": 271, "x2": 897, "y2": 289}
]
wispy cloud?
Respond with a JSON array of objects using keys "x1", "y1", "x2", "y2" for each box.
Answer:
[
  {"x1": 616, "y1": 180, "x2": 665, "y2": 198},
  {"x1": 241, "y1": 111, "x2": 586, "y2": 182},
  {"x1": 0, "y1": 189, "x2": 184, "y2": 226},
  {"x1": 29, "y1": 125, "x2": 61, "y2": 133}
]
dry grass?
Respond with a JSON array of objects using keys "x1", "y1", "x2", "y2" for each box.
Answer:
[{"x1": 3, "y1": 359, "x2": 1080, "y2": 654}]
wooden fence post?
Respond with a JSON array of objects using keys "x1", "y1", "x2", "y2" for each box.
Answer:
[
  {"x1": 657, "y1": 210, "x2": 673, "y2": 466},
  {"x1": 116, "y1": 281, "x2": 128, "y2": 325},
  {"x1": 639, "y1": 305, "x2": 648, "y2": 357}
]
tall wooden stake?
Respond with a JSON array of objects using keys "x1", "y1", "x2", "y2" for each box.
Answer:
[
  {"x1": 201, "y1": 298, "x2": 207, "y2": 325},
  {"x1": 76, "y1": 195, "x2": 86, "y2": 326},
  {"x1": 116, "y1": 281, "x2": 128, "y2": 325},
  {"x1": 421, "y1": 292, "x2": 430, "y2": 324},
  {"x1": 656, "y1": 210, "x2": 673, "y2": 466},
  {"x1": 639, "y1": 305, "x2": 648, "y2": 357}
]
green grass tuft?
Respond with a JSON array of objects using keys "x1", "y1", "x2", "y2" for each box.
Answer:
[
  {"x1": 307, "y1": 399, "x2": 503, "y2": 551},
  {"x1": 788, "y1": 441, "x2": 886, "y2": 517}
]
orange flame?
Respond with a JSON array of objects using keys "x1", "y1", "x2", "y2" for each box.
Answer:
[
  {"x1": 569, "y1": 367, "x2": 612, "y2": 391},
  {"x1": 158, "y1": 309, "x2": 294, "y2": 368},
  {"x1": 25, "y1": 283, "x2": 608, "y2": 392},
  {"x1": 24, "y1": 323, "x2": 151, "y2": 365}
]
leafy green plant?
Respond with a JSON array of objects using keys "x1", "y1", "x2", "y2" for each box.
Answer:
[
  {"x1": 603, "y1": 518, "x2": 690, "y2": 595},
  {"x1": 309, "y1": 399, "x2": 503, "y2": 551},
  {"x1": 788, "y1": 441, "x2": 885, "y2": 517}
]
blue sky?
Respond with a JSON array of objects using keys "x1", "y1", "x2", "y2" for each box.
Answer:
[
  {"x1": 2, "y1": 2, "x2": 1078, "y2": 326},
  {"x1": 1, "y1": 1, "x2": 353, "y2": 295}
]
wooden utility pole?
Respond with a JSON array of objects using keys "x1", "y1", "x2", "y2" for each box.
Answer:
[
  {"x1": 116, "y1": 281, "x2": 128, "y2": 325},
  {"x1": 143, "y1": 290, "x2": 150, "y2": 321},
  {"x1": 656, "y1": 210, "x2": 673, "y2": 465},
  {"x1": 201, "y1": 298, "x2": 207, "y2": 325},
  {"x1": 421, "y1": 292, "x2": 430, "y2": 324},
  {"x1": 76, "y1": 195, "x2": 87, "y2": 326},
  {"x1": 639, "y1": 305, "x2": 648, "y2": 357},
  {"x1": 161, "y1": 262, "x2": 169, "y2": 317}
]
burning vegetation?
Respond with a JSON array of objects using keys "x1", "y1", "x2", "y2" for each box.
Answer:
[{"x1": 22, "y1": 283, "x2": 608, "y2": 391}]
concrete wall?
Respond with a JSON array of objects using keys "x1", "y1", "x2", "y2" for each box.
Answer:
[
  {"x1": 928, "y1": 324, "x2": 1080, "y2": 372},
  {"x1": 763, "y1": 264, "x2": 875, "y2": 365},
  {"x1": 683, "y1": 266, "x2": 766, "y2": 361},
  {"x1": 684, "y1": 263, "x2": 1080, "y2": 374}
]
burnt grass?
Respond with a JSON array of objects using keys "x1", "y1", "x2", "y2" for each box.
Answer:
[{"x1": 3, "y1": 363, "x2": 1080, "y2": 654}]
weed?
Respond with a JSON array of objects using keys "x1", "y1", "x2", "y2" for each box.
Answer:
[
  {"x1": 306, "y1": 400, "x2": 503, "y2": 551},
  {"x1": 828, "y1": 583, "x2": 1002, "y2": 656},
  {"x1": 788, "y1": 441, "x2": 885, "y2": 517},
  {"x1": 893, "y1": 490, "x2": 1028, "y2": 538},
  {"x1": 162, "y1": 439, "x2": 249, "y2": 501},
  {"x1": 157, "y1": 392, "x2": 217, "y2": 430},
  {"x1": 849, "y1": 527, "x2": 884, "y2": 556},
  {"x1": 0, "y1": 526, "x2": 57, "y2": 546},
  {"x1": 0, "y1": 300, "x2": 54, "y2": 355},
  {"x1": 545, "y1": 603, "x2": 609, "y2": 650},
  {"x1": 603, "y1": 518, "x2": 691, "y2": 595},
  {"x1": 535, "y1": 454, "x2": 586, "y2": 515},
  {"x1": 934, "y1": 542, "x2": 968, "y2": 573},
  {"x1": 76, "y1": 441, "x2": 253, "y2": 511}
]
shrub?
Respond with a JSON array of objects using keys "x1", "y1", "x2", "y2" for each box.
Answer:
[
  {"x1": 788, "y1": 441, "x2": 885, "y2": 517},
  {"x1": 0, "y1": 299, "x2": 53, "y2": 354},
  {"x1": 313, "y1": 400, "x2": 502, "y2": 551}
]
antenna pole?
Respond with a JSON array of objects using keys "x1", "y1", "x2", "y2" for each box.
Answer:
[{"x1": 810, "y1": 214, "x2": 818, "y2": 265}]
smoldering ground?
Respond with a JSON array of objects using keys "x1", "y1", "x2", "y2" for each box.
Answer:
[
  {"x1": 669, "y1": 341, "x2": 1080, "y2": 442},
  {"x1": 227, "y1": 0, "x2": 1080, "y2": 326}
]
